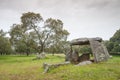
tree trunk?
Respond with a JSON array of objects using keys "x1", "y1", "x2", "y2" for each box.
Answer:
[
  {"x1": 33, "y1": 44, "x2": 46, "y2": 60},
  {"x1": 0, "y1": 53, "x2": 2, "y2": 55},
  {"x1": 26, "y1": 48, "x2": 30, "y2": 56},
  {"x1": 40, "y1": 44, "x2": 44, "y2": 54},
  {"x1": 26, "y1": 52, "x2": 29, "y2": 56}
]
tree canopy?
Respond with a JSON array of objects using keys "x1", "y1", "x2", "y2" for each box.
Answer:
[
  {"x1": 105, "y1": 29, "x2": 120, "y2": 52},
  {"x1": 0, "y1": 29, "x2": 13, "y2": 55},
  {"x1": 9, "y1": 12, "x2": 69, "y2": 55}
]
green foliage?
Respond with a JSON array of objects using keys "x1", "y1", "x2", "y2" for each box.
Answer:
[
  {"x1": 9, "y1": 24, "x2": 37, "y2": 55},
  {"x1": 0, "y1": 29, "x2": 13, "y2": 55},
  {"x1": 0, "y1": 29, "x2": 6, "y2": 37},
  {"x1": 72, "y1": 45, "x2": 92, "y2": 54},
  {"x1": 10, "y1": 12, "x2": 69, "y2": 54},
  {"x1": 104, "y1": 41, "x2": 114, "y2": 52},
  {"x1": 110, "y1": 29, "x2": 120, "y2": 42},
  {"x1": 0, "y1": 54, "x2": 120, "y2": 80},
  {"x1": 106, "y1": 29, "x2": 120, "y2": 52},
  {"x1": 79, "y1": 45, "x2": 92, "y2": 53}
]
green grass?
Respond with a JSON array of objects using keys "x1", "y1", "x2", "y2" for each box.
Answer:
[{"x1": 0, "y1": 54, "x2": 120, "y2": 80}]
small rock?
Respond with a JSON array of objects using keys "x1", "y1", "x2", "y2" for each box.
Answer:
[
  {"x1": 76, "y1": 61, "x2": 92, "y2": 66},
  {"x1": 109, "y1": 55, "x2": 112, "y2": 58}
]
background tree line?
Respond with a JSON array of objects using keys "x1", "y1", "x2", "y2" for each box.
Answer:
[{"x1": 0, "y1": 12, "x2": 120, "y2": 56}]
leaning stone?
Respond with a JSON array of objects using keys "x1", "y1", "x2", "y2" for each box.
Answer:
[{"x1": 89, "y1": 39, "x2": 109, "y2": 62}]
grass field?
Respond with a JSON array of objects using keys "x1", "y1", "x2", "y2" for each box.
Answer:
[{"x1": 0, "y1": 54, "x2": 120, "y2": 80}]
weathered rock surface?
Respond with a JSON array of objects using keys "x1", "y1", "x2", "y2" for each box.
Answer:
[
  {"x1": 76, "y1": 61, "x2": 92, "y2": 66},
  {"x1": 70, "y1": 37, "x2": 102, "y2": 45},
  {"x1": 43, "y1": 62, "x2": 70, "y2": 73},
  {"x1": 78, "y1": 53, "x2": 90, "y2": 62},
  {"x1": 33, "y1": 52, "x2": 46, "y2": 60},
  {"x1": 89, "y1": 38, "x2": 110, "y2": 62},
  {"x1": 70, "y1": 50, "x2": 79, "y2": 64},
  {"x1": 65, "y1": 51, "x2": 72, "y2": 61}
]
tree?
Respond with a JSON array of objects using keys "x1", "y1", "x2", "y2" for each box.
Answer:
[
  {"x1": 104, "y1": 41, "x2": 114, "y2": 52},
  {"x1": 0, "y1": 29, "x2": 6, "y2": 37},
  {"x1": 44, "y1": 18, "x2": 69, "y2": 54},
  {"x1": 21, "y1": 12, "x2": 69, "y2": 54},
  {"x1": 110, "y1": 29, "x2": 120, "y2": 42},
  {"x1": 21, "y1": 12, "x2": 46, "y2": 54},
  {"x1": 9, "y1": 24, "x2": 37, "y2": 56},
  {"x1": 9, "y1": 12, "x2": 69, "y2": 57},
  {"x1": 106, "y1": 29, "x2": 120, "y2": 52},
  {"x1": 48, "y1": 41, "x2": 70, "y2": 56},
  {"x1": 0, "y1": 29, "x2": 13, "y2": 55}
]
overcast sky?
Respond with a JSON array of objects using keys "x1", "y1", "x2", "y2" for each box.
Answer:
[{"x1": 0, "y1": 0, "x2": 120, "y2": 40}]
